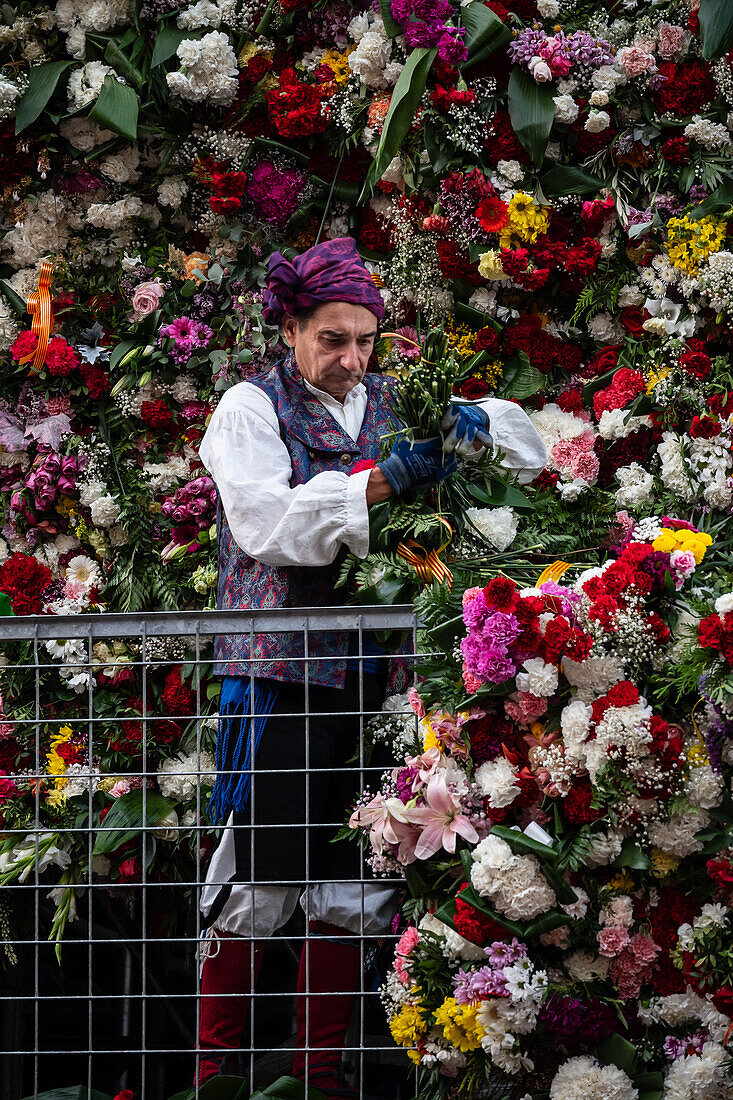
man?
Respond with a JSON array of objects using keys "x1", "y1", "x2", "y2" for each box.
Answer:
[{"x1": 196, "y1": 237, "x2": 546, "y2": 1093}]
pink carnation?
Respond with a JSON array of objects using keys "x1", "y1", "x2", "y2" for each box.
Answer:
[
  {"x1": 395, "y1": 926, "x2": 419, "y2": 985},
  {"x1": 408, "y1": 687, "x2": 426, "y2": 719},
  {"x1": 658, "y1": 22, "x2": 687, "y2": 60},
  {"x1": 617, "y1": 45, "x2": 657, "y2": 77},
  {"x1": 628, "y1": 933, "x2": 660, "y2": 965},
  {"x1": 597, "y1": 925, "x2": 630, "y2": 957},
  {"x1": 505, "y1": 693, "x2": 548, "y2": 726},
  {"x1": 570, "y1": 451, "x2": 599, "y2": 481},
  {"x1": 462, "y1": 665, "x2": 483, "y2": 694}
]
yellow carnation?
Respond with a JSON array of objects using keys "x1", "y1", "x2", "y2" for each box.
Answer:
[{"x1": 477, "y1": 249, "x2": 505, "y2": 280}]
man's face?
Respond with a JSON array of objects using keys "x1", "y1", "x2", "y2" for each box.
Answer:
[{"x1": 283, "y1": 301, "x2": 378, "y2": 402}]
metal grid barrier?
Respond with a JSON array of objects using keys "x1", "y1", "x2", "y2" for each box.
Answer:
[{"x1": 0, "y1": 606, "x2": 420, "y2": 1100}]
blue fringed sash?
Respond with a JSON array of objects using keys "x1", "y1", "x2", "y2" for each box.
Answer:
[{"x1": 207, "y1": 677, "x2": 279, "y2": 824}]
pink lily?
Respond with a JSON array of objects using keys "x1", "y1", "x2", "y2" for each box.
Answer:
[
  {"x1": 404, "y1": 746, "x2": 442, "y2": 786},
  {"x1": 348, "y1": 793, "x2": 416, "y2": 857},
  {"x1": 404, "y1": 773, "x2": 479, "y2": 860}
]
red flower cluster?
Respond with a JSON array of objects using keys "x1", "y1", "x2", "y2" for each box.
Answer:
[
  {"x1": 502, "y1": 315, "x2": 561, "y2": 373},
  {"x1": 453, "y1": 888, "x2": 507, "y2": 945},
  {"x1": 593, "y1": 367, "x2": 646, "y2": 418},
  {"x1": 483, "y1": 109, "x2": 530, "y2": 165},
  {"x1": 652, "y1": 60, "x2": 715, "y2": 116},
  {"x1": 581, "y1": 541, "x2": 672, "y2": 641},
  {"x1": 430, "y1": 85, "x2": 475, "y2": 113},
  {"x1": 0, "y1": 552, "x2": 53, "y2": 615},
  {"x1": 437, "y1": 240, "x2": 485, "y2": 284},
  {"x1": 10, "y1": 331, "x2": 81, "y2": 376},
  {"x1": 698, "y1": 608, "x2": 733, "y2": 665},
  {"x1": 209, "y1": 168, "x2": 248, "y2": 215},
  {"x1": 266, "y1": 69, "x2": 330, "y2": 138},
  {"x1": 140, "y1": 400, "x2": 176, "y2": 432},
  {"x1": 161, "y1": 665, "x2": 195, "y2": 716}
]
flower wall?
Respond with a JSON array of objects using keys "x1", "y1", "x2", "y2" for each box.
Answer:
[{"x1": 2, "y1": 0, "x2": 733, "y2": 1093}]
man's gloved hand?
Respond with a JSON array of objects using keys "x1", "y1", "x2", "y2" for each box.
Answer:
[
  {"x1": 379, "y1": 435, "x2": 458, "y2": 496},
  {"x1": 441, "y1": 403, "x2": 493, "y2": 456}
]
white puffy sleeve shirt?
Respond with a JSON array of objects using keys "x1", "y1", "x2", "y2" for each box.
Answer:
[{"x1": 198, "y1": 381, "x2": 547, "y2": 569}]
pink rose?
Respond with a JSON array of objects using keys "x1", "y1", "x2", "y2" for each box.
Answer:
[
  {"x1": 598, "y1": 925, "x2": 630, "y2": 957},
  {"x1": 617, "y1": 45, "x2": 657, "y2": 78},
  {"x1": 658, "y1": 22, "x2": 687, "y2": 60},
  {"x1": 570, "y1": 451, "x2": 600, "y2": 482},
  {"x1": 128, "y1": 279, "x2": 165, "y2": 322}
]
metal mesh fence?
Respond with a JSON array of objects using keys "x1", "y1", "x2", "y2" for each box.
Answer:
[{"x1": 0, "y1": 606, "x2": 419, "y2": 1100}]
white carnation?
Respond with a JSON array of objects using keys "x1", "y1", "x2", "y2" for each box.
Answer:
[
  {"x1": 516, "y1": 658, "x2": 558, "y2": 698},
  {"x1": 157, "y1": 750, "x2": 216, "y2": 802},
  {"x1": 553, "y1": 94, "x2": 579, "y2": 123},
  {"x1": 67, "y1": 62, "x2": 124, "y2": 110},
  {"x1": 157, "y1": 177, "x2": 189, "y2": 207},
  {"x1": 474, "y1": 758, "x2": 520, "y2": 808},
  {"x1": 166, "y1": 30, "x2": 238, "y2": 105},
  {"x1": 685, "y1": 764, "x2": 725, "y2": 810},
  {"x1": 465, "y1": 506, "x2": 518, "y2": 552},
  {"x1": 550, "y1": 1055, "x2": 637, "y2": 1100},
  {"x1": 90, "y1": 495, "x2": 120, "y2": 528}
]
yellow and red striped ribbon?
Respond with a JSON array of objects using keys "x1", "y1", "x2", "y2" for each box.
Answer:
[
  {"x1": 18, "y1": 260, "x2": 54, "y2": 375},
  {"x1": 397, "y1": 516, "x2": 453, "y2": 587}
]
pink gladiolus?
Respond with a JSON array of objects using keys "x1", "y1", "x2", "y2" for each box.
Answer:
[{"x1": 404, "y1": 773, "x2": 479, "y2": 860}]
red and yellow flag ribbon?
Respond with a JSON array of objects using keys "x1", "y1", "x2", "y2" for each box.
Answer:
[
  {"x1": 397, "y1": 516, "x2": 454, "y2": 587},
  {"x1": 537, "y1": 560, "x2": 571, "y2": 586},
  {"x1": 18, "y1": 260, "x2": 54, "y2": 375}
]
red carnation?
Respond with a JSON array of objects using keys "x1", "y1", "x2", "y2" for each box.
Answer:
[
  {"x1": 563, "y1": 780, "x2": 602, "y2": 824},
  {"x1": 80, "y1": 364, "x2": 111, "y2": 399},
  {"x1": 483, "y1": 576, "x2": 518, "y2": 611},
  {"x1": 680, "y1": 348, "x2": 711, "y2": 380},
  {"x1": 10, "y1": 330, "x2": 38, "y2": 362},
  {"x1": 437, "y1": 240, "x2": 484, "y2": 285},
  {"x1": 698, "y1": 614, "x2": 723, "y2": 650},
  {"x1": 605, "y1": 680, "x2": 639, "y2": 708},
  {"x1": 161, "y1": 666, "x2": 194, "y2": 717},
  {"x1": 483, "y1": 109, "x2": 530, "y2": 166},
  {"x1": 661, "y1": 135, "x2": 689, "y2": 163},
  {"x1": 543, "y1": 616, "x2": 571, "y2": 663},
  {"x1": 707, "y1": 855, "x2": 733, "y2": 890},
  {"x1": 565, "y1": 628, "x2": 593, "y2": 663},
  {"x1": 558, "y1": 345, "x2": 583, "y2": 374},
  {"x1": 652, "y1": 60, "x2": 715, "y2": 116},
  {"x1": 690, "y1": 415, "x2": 721, "y2": 439},
  {"x1": 140, "y1": 400, "x2": 175, "y2": 431},
  {"x1": 45, "y1": 336, "x2": 80, "y2": 377},
  {"x1": 453, "y1": 892, "x2": 507, "y2": 945},
  {"x1": 0, "y1": 552, "x2": 53, "y2": 615}
]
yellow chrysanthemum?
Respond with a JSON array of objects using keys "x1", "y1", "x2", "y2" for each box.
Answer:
[
  {"x1": 651, "y1": 847, "x2": 680, "y2": 878},
  {"x1": 320, "y1": 47, "x2": 355, "y2": 85},
  {"x1": 389, "y1": 1002, "x2": 426, "y2": 1050},
  {"x1": 498, "y1": 192, "x2": 550, "y2": 248},
  {"x1": 666, "y1": 214, "x2": 726, "y2": 275},
  {"x1": 46, "y1": 724, "x2": 75, "y2": 797},
  {"x1": 652, "y1": 530, "x2": 678, "y2": 553},
  {"x1": 608, "y1": 871, "x2": 635, "y2": 893},
  {"x1": 433, "y1": 997, "x2": 483, "y2": 1053}
]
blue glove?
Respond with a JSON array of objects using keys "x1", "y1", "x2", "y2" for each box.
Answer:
[
  {"x1": 441, "y1": 403, "x2": 493, "y2": 456},
  {"x1": 379, "y1": 435, "x2": 458, "y2": 496}
]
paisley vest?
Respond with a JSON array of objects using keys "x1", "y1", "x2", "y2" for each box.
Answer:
[{"x1": 214, "y1": 354, "x2": 397, "y2": 688}]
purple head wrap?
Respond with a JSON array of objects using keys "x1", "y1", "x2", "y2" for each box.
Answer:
[{"x1": 262, "y1": 236, "x2": 385, "y2": 326}]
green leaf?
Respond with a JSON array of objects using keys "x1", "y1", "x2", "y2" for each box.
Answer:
[
  {"x1": 507, "y1": 67, "x2": 554, "y2": 169},
  {"x1": 89, "y1": 75, "x2": 139, "y2": 140},
  {"x1": 104, "y1": 40, "x2": 145, "y2": 90},
  {"x1": 540, "y1": 164, "x2": 606, "y2": 196},
  {"x1": 498, "y1": 353, "x2": 545, "y2": 399},
  {"x1": 378, "y1": 0, "x2": 402, "y2": 37},
  {"x1": 0, "y1": 278, "x2": 29, "y2": 317},
  {"x1": 687, "y1": 179, "x2": 733, "y2": 220},
  {"x1": 491, "y1": 824, "x2": 561, "y2": 863},
  {"x1": 699, "y1": 0, "x2": 733, "y2": 59},
  {"x1": 15, "y1": 60, "x2": 75, "y2": 134},
  {"x1": 613, "y1": 841, "x2": 652, "y2": 871},
  {"x1": 466, "y1": 479, "x2": 535, "y2": 512},
  {"x1": 93, "y1": 789, "x2": 175, "y2": 855},
  {"x1": 596, "y1": 1033, "x2": 640, "y2": 1076},
  {"x1": 109, "y1": 339, "x2": 136, "y2": 370},
  {"x1": 461, "y1": 1, "x2": 512, "y2": 67},
  {"x1": 358, "y1": 48, "x2": 436, "y2": 202},
  {"x1": 166, "y1": 1077, "x2": 250, "y2": 1100},
  {"x1": 151, "y1": 24, "x2": 201, "y2": 67},
  {"x1": 254, "y1": 1076, "x2": 328, "y2": 1100},
  {"x1": 0, "y1": 592, "x2": 15, "y2": 616}
]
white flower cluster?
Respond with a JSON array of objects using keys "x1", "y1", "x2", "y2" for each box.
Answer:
[
  {"x1": 464, "y1": 506, "x2": 518, "y2": 552},
  {"x1": 549, "y1": 1055, "x2": 637, "y2": 1100},
  {"x1": 55, "y1": 0, "x2": 130, "y2": 59},
  {"x1": 67, "y1": 61, "x2": 124, "y2": 109},
  {"x1": 477, "y1": 956, "x2": 547, "y2": 1073},
  {"x1": 470, "y1": 835, "x2": 556, "y2": 920},
  {"x1": 0, "y1": 76, "x2": 20, "y2": 120},
  {"x1": 2, "y1": 190, "x2": 69, "y2": 269},
  {"x1": 598, "y1": 409, "x2": 652, "y2": 441},
  {"x1": 474, "y1": 757, "x2": 520, "y2": 809},
  {"x1": 699, "y1": 250, "x2": 733, "y2": 315},
  {"x1": 157, "y1": 750, "x2": 216, "y2": 802},
  {"x1": 347, "y1": 11, "x2": 402, "y2": 89},
  {"x1": 684, "y1": 114, "x2": 732, "y2": 150},
  {"x1": 647, "y1": 807, "x2": 710, "y2": 857},
  {"x1": 86, "y1": 196, "x2": 143, "y2": 229},
  {"x1": 516, "y1": 657, "x2": 559, "y2": 698},
  {"x1": 166, "y1": 31, "x2": 239, "y2": 105},
  {"x1": 614, "y1": 463, "x2": 654, "y2": 509},
  {"x1": 662, "y1": 1041, "x2": 732, "y2": 1100},
  {"x1": 176, "y1": 0, "x2": 233, "y2": 30}
]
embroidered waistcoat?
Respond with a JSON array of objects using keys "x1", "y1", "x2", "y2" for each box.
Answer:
[{"x1": 214, "y1": 354, "x2": 397, "y2": 688}]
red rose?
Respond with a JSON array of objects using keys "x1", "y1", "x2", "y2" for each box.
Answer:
[
  {"x1": 589, "y1": 345, "x2": 620, "y2": 376},
  {"x1": 45, "y1": 336, "x2": 80, "y2": 376},
  {"x1": 459, "y1": 377, "x2": 490, "y2": 399},
  {"x1": 620, "y1": 306, "x2": 647, "y2": 337},
  {"x1": 475, "y1": 326, "x2": 499, "y2": 352},
  {"x1": 0, "y1": 552, "x2": 53, "y2": 615}
]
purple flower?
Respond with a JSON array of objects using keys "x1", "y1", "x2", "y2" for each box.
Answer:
[
  {"x1": 475, "y1": 647, "x2": 516, "y2": 684},
  {"x1": 158, "y1": 316, "x2": 213, "y2": 363},
  {"x1": 246, "y1": 161, "x2": 308, "y2": 228},
  {"x1": 482, "y1": 611, "x2": 521, "y2": 648},
  {"x1": 463, "y1": 590, "x2": 489, "y2": 631},
  {"x1": 453, "y1": 965, "x2": 508, "y2": 1004},
  {"x1": 403, "y1": 20, "x2": 443, "y2": 47},
  {"x1": 484, "y1": 938, "x2": 526, "y2": 966},
  {"x1": 437, "y1": 27, "x2": 467, "y2": 65}
]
